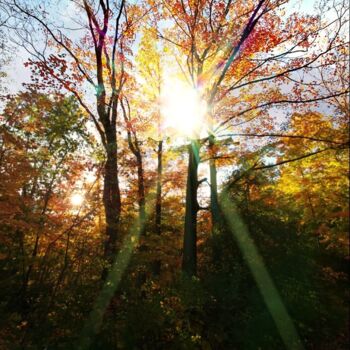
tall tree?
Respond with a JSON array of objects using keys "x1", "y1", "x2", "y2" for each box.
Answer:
[
  {"x1": 158, "y1": 0, "x2": 349, "y2": 275},
  {"x1": 8, "y1": 0, "x2": 141, "y2": 268},
  {"x1": 135, "y1": 26, "x2": 164, "y2": 235},
  {"x1": 0, "y1": 91, "x2": 92, "y2": 317}
]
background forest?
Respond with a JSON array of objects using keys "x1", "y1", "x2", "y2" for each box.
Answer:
[{"x1": 0, "y1": 0, "x2": 349, "y2": 349}]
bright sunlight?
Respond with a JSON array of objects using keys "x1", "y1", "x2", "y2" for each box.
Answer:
[
  {"x1": 70, "y1": 193, "x2": 84, "y2": 207},
  {"x1": 161, "y1": 78, "x2": 207, "y2": 138}
]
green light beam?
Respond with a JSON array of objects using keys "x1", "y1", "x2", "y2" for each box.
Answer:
[
  {"x1": 219, "y1": 190, "x2": 304, "y2": 350},
  {"x1": 78, "y1": 192, "x2": 155, "y2": 349}
]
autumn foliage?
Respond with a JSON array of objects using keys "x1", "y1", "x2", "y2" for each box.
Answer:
[{"x1": 0, "y1": 0, "x2": 349, "y2": 349}]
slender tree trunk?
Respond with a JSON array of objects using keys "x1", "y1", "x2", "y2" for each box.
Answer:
[
  {"x1": 155, "y1": 140, "x2": 163, "y2": 235},
  {"x1": 103, "y1": 131, "x2": 121, "y2": 264},
  {"x1": 120, "y1": 98, "x2": 146, "y2": 234},
  {"x1": 151, "y1": 140, "x2": 163, "y2": 276},
  {"x1": 208, "y1": 135, "x2": 220, "y2": 233},
  {"x1": 182, "y1": 140, "x2": 200, "y2": 276},
  {"x1": 19, "y1": 173, "x2": 57, "y2": 313},
  {"x1": 136, "y1": 152, "x2": 146, "y2": 234}
]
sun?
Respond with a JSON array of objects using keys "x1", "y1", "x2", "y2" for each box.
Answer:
[
  {"x1": 161, "y1": 78, "x2": 207, "y2": 138},
  {"x1": 70, "y1": 193, "x2": 84, "y2": 206}
]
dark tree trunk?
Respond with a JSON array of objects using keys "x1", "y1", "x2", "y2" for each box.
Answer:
[
  {"x1": 182, "y1": 140, "x2": 200, "y2": 276},
  {"x1": 151, "y1": 140, "x2": 163, "y2": 276},
  {"x1": 103, "y1": 130, "x2": 121, "y2": 264},
  {"x1": 155, "y1": 140, "x2": 163, "y2": 235},
  {"x1": 208, "y1": 135, "x2": 220, "y2": 233}
]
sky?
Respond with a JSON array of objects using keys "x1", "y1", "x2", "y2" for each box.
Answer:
[{"x1": 2, "y1": 0, "x2": 319, "y2": 95}]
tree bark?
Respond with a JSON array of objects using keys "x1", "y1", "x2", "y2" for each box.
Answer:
[
  {"x1": 103, "y1": 130, "x2": 121, "y2": 264},
  {"x1": 136, "y1": 151, "x2": 146, "y2": 234},
  {"x1": 208, "y1": 135, "x2": 220, "y2": 233},
  {"x1": 120, "y1": 98, "x2": 146, "y2": 234},
  {"x1": 182, "y1": 140, "x2": 200, "y2": 276},
  {"x1": 155, "y1": 140, "x2": 163, "y2": 235}
]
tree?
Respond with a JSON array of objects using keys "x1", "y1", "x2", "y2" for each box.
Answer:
[
  {"x1": 157, "y1": 0, "x2": 349, "y2": 275},
  {"x1": 120, "y1": 96, "x2": 147, "y2": 235},
  {"x1": 0, "y1": 91, "x2": 93, "y2": 322},
  {"x1": 136, "y1": 27, "x2": 164, "y2": 236},
  {"x1": 7, "y1": 0, "x2": 139, "y2": 269},
  {"x1": 274, "y1": 111, "x2": 349, "y2": 250}
]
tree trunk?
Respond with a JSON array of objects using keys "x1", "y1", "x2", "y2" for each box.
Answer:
[
  {"x1": 155, "y1": 140, "x2": 163, "y2": 235},
  {"x1": 120, "y1": 99, "x2": 146, "y2": 235},
  {"x1": 103, "y1": 132, "x2": 121, "y2": 264},
  {"x1": 182, "y1": 140, "x2": 200, "y2": 276},
  {"x1": 136, "y1": 151, "x2": 146, "y2": 234},
  {"x1": 208, "y1": 135, "x2": 220, "y2": 234},
  {"x1": 151, "y1": 140, "x2": 163, "y2": 276}
]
